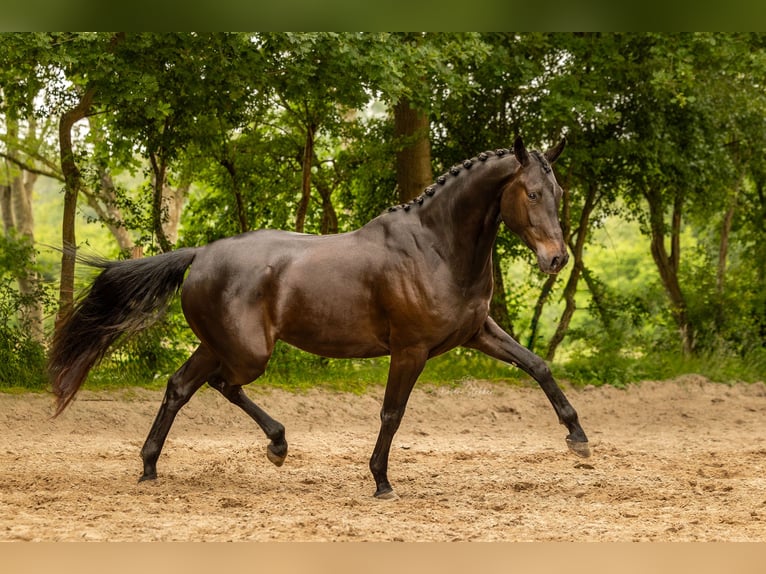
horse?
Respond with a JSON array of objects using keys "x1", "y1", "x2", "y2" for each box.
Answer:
[{"x1": 48, "y1": 136, "x2": 589, "y2": 500}]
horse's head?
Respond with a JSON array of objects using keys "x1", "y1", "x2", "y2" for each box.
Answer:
[{"x1": 500, "y1": 136, "x2": 569, "y2": 274}]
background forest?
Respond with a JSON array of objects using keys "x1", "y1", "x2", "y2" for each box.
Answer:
[{"x1": 1, "y1": 32, "x2": 765, "y2": 392}]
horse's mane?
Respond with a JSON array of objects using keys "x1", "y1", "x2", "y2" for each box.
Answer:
[
  {"x1": 530, "y1": 150, "x2": 552, "y2": 174},
  {"x1": 385, "y1": 148, "x2": 511, "y2": 214}
]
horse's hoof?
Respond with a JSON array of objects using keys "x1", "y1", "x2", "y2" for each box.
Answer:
[
  {"x1": 138, "y1": 473, "x2": 157, "y2": 483},
  {"x1": 566, "y1": 438, "x2": 591, "y2": 458},
  {"x1": 374, "y1": 488, "x2": 400, "y2": 501},
  {"x1": 266, "y1": 444, "x2": 287, "y2": 467}
]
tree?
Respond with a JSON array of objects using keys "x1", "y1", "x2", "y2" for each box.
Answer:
[
  {"x1": 257, "y1": 33, "x2": 374, "y2": 233},
  {"x1": 0, "y1": 33, "x2": 62, "y2": 337},
  {"x1": 2, "y1": 32, "x2": 123, "y2": 320},
  {"x1": 615, "y1": 33, "x2": 751, "y2": 355},
  {"x1": 386, "y1": 33, "x2": 491, "y2": 203},
  {"x1": 1, "y1": 115, "x2": 39, "y2": 334},
  {"x1": 2, "y1": 31, "x2": 764, "y2": 379},
  {"x1": 535, "y1": 33, "x2": 626, "y2": 360},
  {"x1": 94, "y1": 33, "x2": 257, "y2": 252}
]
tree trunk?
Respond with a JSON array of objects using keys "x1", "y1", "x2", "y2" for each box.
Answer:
[
  {"x1": 221, "y1": 158, "x2": 248, "y2": 233},
  {"x1": 315, "y1": 178, "x2": 339, "y2": 235},
  {"x1": 394, "y1": 98, "x2": 432, "y2": 203},
  {"x1": 1, "y1": 182, "x2": 13, "y2": 232},
  {"x1": 646, "y1": 188, "x2": 694, "y2": 355},
  {"x1": 100, "y1": 170, "x2": 134, "y2": 252},
  {"x1": 162, "y1": 179, "x2": 188, "y2": 247},
  {"x1": 755, "y1": 178, "x2": 766, "y2": 343},
  {"x1": 544, "y1": 261, "x2": 580, "y2": 362},
  {"x1": 80, "y1": 170, "x2": 135, "y2": 254},
  {"x1": 295, "y1": 124, "x2": 316, "y2": 233},
  {"x1": 581, "y1": 266, "x2": 613, "y2": 333},
  {"x1": 4, "y1": 114, "x2": 44, "y2": 341},
  {"x1": 546, "y1": 183, "x2": 599, "y2": 361},
  {"x1": 57, "y1": 87, "x2": 96, "y2": 324},
  {"x1": 527, "y1": 274, "x2": 557, "y2": 352},
  {"x1": 715, "y1": 196, "x2": 737, "y2": 334},
  {"x1": 717, "y1": 179, "x2": 740, "y2": 297},
  {"x1": 82, "y1": 117, "x2": 135, "y2": 254},
  {"x1": 12, "y1": 168, "x2": 43, "y2": 341},
  {"x1": 1, "y1": 111, "x2": 47, "y2": 341},
  {"x1": 149, "y1": 151, "x2": 174, "y2": 253}
]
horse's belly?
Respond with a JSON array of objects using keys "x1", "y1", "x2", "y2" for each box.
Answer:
[
  {"x1": 276, "y1": 293, "x2": 391, "y2": 359},
  {"x1": 279, "y1": 319, "x2": 390, "y2": 359},
  {"x1": 282, "y1": 333, "x2": 389, "y2": 359}
]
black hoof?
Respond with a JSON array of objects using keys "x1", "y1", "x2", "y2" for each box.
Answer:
[
  {"x1": 566, "y1": 438, "x2": 591, "y2": 458},
  {"x1": 266, "y1": 443, "x2": 287, "y2": 467},
  {"x1": 138, "y1": 472, "x2": 157, "y2": 483},
  {"x1": 374, "y1": 485, "x2": 399, "y2": 500}
]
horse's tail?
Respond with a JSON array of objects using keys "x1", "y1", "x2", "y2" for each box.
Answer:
[{"x1": 48, "y1": 248, "x2": 198, "y2": 417}]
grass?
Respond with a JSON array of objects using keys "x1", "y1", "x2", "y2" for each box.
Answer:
[
  {"x1": 554, "y1": 347, "x2": 766, "y2": 389},
  {"x1": 231, "y1": 345, "x2": 529, "y2": 394},
  {"x1": 4, "y1": 335, "x2": 764, "y2": 397},
  {"x1": 0, "y1": 330, "x2": 48, "y2": 394}
]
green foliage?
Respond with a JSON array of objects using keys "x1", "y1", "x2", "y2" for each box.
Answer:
[
  {"x1": 557, "y1": 348, "x2": 766, "y2": 389},
  {"x1": 681, "y1": 227, "x2": 766, "y2": 357},
  {"x1": 335, "y1": 116, "x2": 399, "y2": 228},
  {"x1": 0, "y1": 236, "x2": 52, "y2": 391},
  {"x1": 0, "y1": 305, "x2": 47, "y2": 391},
  {"x1": 257, "y1": 342, "x2": 388, "y2": 394},
  {"x1": 551, "y1": 215, "x2": 766, "y2": 386}
]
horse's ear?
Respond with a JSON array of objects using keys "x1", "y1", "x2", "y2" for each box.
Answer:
[
  {"x1": 513, "y1": 136, "x2": 530, "y2": 167},
  {"x1": 544, "y1": 137, "x2": 567, "y2": 164}
]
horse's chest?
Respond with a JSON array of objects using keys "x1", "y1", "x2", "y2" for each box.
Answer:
[{"x1": 390, "y1": 282, "x2": 490, "y2": 345}]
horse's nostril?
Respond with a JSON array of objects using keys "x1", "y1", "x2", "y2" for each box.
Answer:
[{"x1": 551, "y1": 256, "x2": 560, "y2": 270}]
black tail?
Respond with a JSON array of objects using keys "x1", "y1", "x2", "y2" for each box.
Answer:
[{"x1": 48, "y1": 248, "x2": 198, "y2": 416}]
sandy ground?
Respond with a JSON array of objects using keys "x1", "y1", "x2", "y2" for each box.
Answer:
[{"x1": 1, "y1": 375, "x2": 766, "y2": 542}]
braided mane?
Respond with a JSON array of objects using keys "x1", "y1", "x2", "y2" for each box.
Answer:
[
  {"x1": 386, "y1": 148, "x2": 511, "y2": 214},
  {"x1": 530, "y1": 150, "x2": 552, "y2": 174}
]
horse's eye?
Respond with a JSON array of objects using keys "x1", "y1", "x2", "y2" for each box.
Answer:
[{"x1": 527, "y1": 192, "x2": 538, "y2": 201}]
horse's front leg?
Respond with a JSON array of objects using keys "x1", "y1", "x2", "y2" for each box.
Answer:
[
  {"x1": 465, "y1": 317, "x2": 590, "y2": 457},
  {"x1": 369, "y1": 346, "x2": 428, "y2": 500}
]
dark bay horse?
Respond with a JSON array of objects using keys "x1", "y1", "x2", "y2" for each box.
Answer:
[{"x1": 49, "y1": 136, "x2": 589, "y2": 499}]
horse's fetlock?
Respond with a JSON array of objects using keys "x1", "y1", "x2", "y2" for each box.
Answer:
[
  {"x1": 558, "y1": 404, "x2": 578, "y2": 425},
  {"x1": 270, "y1": 422, "x2": 286, "y2": 444}
]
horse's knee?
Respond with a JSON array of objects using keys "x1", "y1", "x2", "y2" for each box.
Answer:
[{"x1": 379, "y1": 407, "x2": 406, "y2": 432}]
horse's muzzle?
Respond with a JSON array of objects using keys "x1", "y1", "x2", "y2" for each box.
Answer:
[{"x1": 538, "y1": 250, "x2": 569, "y2": 274}]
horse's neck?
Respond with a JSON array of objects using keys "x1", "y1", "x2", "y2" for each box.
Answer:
[{"x1": 418, "y1": 168, "x2": 508, "y2": 286}]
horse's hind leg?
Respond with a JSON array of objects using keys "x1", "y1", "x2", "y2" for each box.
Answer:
[
  {"x1": 208, "y1": 380, "x2": 288, "y2": 466},
  {"x1": 139, "y1": 345, "x2": 218, "y2": 481},
  {"x1": 195, "y1": 299, "x2": 286, "y2": 465}
]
